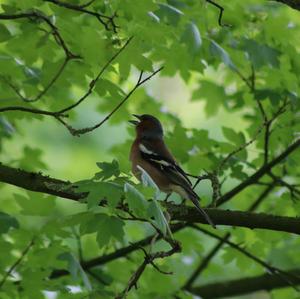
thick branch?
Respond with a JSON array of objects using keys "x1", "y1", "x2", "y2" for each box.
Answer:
[
  {"x1": 188, "y1": 269, "x2": 300, "y2": 298},
  {"x1": 168, "y1": 205, "x2": 300, "y2": 235},
  {"x1": 0, "y1": 163, "x2": 86, "y2": 200},
  {"x1": 1, "y1": 139, "x2": 297, "y2": 203},
  {"x1": 1, "y1": 155, "x2": 300, "y2": 235},
  {"x1": 271, "y1": 0, "x2": 300, "y2": 11}
]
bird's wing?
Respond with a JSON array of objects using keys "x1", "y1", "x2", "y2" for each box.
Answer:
[
  {"x1": 138, "y1": 139, "x2": 192, "y2": 189},
  {"x1": 139, "y1": 139, "x2": 215, "y2": 228}
]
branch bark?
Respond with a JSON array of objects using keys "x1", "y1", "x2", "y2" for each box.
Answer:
[
  {"x1": 271, "y1": 0, "x2": 300, "y2": 11},
  {"x1": 1, "y1": 162, "x2": 300, "y2": 235},
  {"x1": 188, "y1": 268, "x2": 300, "y2": 298},
  {"x1": 0, "y1": 163, "x2": 86, "y2": 200},
  {"x1": 168, "y1": 205, "x2": 300, "y2": 235},
  {"x1": 1, "y1": 139, "x2": 298, "y2": 204},
  {"x1": 50, "y1": 223, "x2": 185, "y2": 279}
]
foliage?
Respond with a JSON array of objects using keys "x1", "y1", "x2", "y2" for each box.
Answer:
[{"x1": 0, "y1": 0, "x2": 300, "y2": 298}]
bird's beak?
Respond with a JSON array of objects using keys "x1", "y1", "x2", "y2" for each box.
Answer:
[{"x1": 129, "y1": 114, "x2": 141, "y2": 125}]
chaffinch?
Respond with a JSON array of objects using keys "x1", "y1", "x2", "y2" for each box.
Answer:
[{"x1": 129, "y1": 114, "x2": 215, "y2": 228}]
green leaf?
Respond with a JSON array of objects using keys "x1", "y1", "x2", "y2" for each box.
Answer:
[
  {"x1": 58, "y1": 252, "x2": 92, "y2": 291},
  {"x1": 0, "y1": 24, "x2": 12, "y2": 42},
  {"x1": 18, "y1": 146, "x2": 47, "y2": 171},
  {"x1": 95, "y1": 79, "x2": 125, "y2": 99},
  {"x1": 221, "y1": 247, "x2": 236, "y2": 265},
  {"x1": 134, "y1": 167, "x2": 171, "y2": 236},
  {"x1": 138, "y1": 165, "x2": 160, "y2": 197},
  {"x1": 96, "y1": 214, "x2": 124, "y2": 248},
  {"x1": 14, "y1": 193, "x2": 55, "y2": 216},
  {"x1": 192, "y1": 80, "x2": 227, "y2": 116},
  {"x1": 76, "y1": 180, "x2": 123, "y2": 208},
  {"x1": 241, "y1": 39, "x2": 280, "y2": 69},
  {"x1": 0, "y1": 116, "x2": 15, "y2": 135},
  {"x1": 124, "y1": 183, "x2": 149, "y2": 218},
  {"x1": 222, "y1": 127, "x2": 245, "y2": 145},
  {"x1": 254, "y1": 89, "x2": 281, "y2": 105},
  {"x1": 181, "y1": 22, "x2": 202, "y2": 53},
  {"x1": 0, "y1": 212, "x2": 19, "y2": 234},
  {"x1": 210, "y1": 40, "x2": 236, "y2": 70},
  {"x1": 147, "y1": 201, "x2": 169, "y2": 237},
  {"x1": 95, "y1": 160, "x2": 120, "y2": 180},
  {"x1": 156, "y1": 3, "x2": 184, "y2": 25}
]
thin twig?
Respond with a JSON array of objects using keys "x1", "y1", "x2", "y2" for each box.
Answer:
[
  {"x1": 44, "y1": 0, "x2": 118, "y2": 32},
  {"x1": 0, "y1": 38, "x2": 132, "y2": 122},
  {"x1": 0, "y1": 11, "x2": 78, "y2": 58},
  {"x1": 264, "y1": 97, "x2": 289, "y2": 165},
  {"x1": 0, "y1": 105, "x2": 67, "y2": 117},
  {"x1": 183, "y1": 232, "x2": 230, "y2": 289},
  {"x1": 182, "y1": 184, "x2": 275, "y2": 290},
  {"x1": 0, "y1": 238, "x2": 35, "y2": 288},
  {"x1": 30, "y1": 57, "x2": 71, "y2": 102},
  {"x1": 191, "y1": 225, "x2": 300, "y2": 291},
  {"x1": 58, "y1": 66, "x2": 163, "y2": 136},
  {"x1": 86, "y1": 269, "x2": 109, "y2": 285},
  {"x1": 218, "y1": 123, "x2": 264, "y2": 171},
  {"x1": 0, "y1": 11, "x2": 80, "y2": 103},
  {"x1": 50, "y1": 223, "x2": 186, "y2": 279},
  {"x1": 217, "y1": 138, "x2": 300, "y2": 206},
  {"x1": 58, "y1": 37, "x2": 133, "y2": 114},
  {"x1": 79, "y1": 0, "x2": 97, "y2": 8},
  {"x1": 268, "y1": 172, "x2": 300, "y2": 201},
  {"x1": 117, "y1": 238, "x2": 180, "y2": 298},
  {"x1": 206, "y1": 0, "x2": 230, "y2": 27}
]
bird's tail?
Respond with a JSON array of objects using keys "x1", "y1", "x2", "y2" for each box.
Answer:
[{"x1": 186, "y1": 189, "x2": 216, "y2": 229}]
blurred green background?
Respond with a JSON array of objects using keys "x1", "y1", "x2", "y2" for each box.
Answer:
[{"x1": 0, "y1": 0, "x2": 300, "y2": 298}]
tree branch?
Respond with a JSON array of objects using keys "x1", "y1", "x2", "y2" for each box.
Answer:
[
  {"x1": 271, "y1": 0, "x2": 300, "y2": 11},
  {"x1": 206, "y1": 0, "x2": 229, "y2": 27},
  {"x1": 168, "y1": 205, "x2": 300, "y2": 235},
  {"x1": 57, "y1": 37, "x2": 133, "y2": 115},
  {"x1": 188, "y1": 268, "x2": 300, "y2": 298},
  {"x1": 44, "y1": 0, "x2": 118, "y2": 32},
  {"x1": 190, "y1": 225, "x2": 300, "y2": 291},
  {"x1": 0, "y1": 38, "x2": 133, "y2": 128},
  {"x1": 0, "y1": 238, "x2": 35, "y2": 289},
  {"x1": 117, "y1": 238, "x2": 181, "y2": 298},
  {"x1": 0, "y1": 106, "x2": 66, "y2": 117},
  {"x1": 57, "y1": 66, "x2": 163, "y2": 136},
  {"x1": 0, "y1": 163, "x2": 87, "y2": 200},
  {"x1": 182, "y1": 184, "x2": 275, "y2": 290},
  {"x1": 217, "y1": 138, "x2": 300, "y2": 206},
  {"x1": 0, "y1": 11, "x2": 78, "y2": 58},
  {"x1": 183, "y1": 232, "x2": 231, "y2": 290},
  {"x1": 50, "y1": 223, "x2": 185, "y2": 279},
  {"x1": 0, "y1": 139, "x2": 299, "y2": 233},
  {"x1": 0, "y1": 11, "x2": 79, "y2": 103}
]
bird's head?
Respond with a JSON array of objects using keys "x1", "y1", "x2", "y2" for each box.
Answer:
[{"x1": 129, "y1": 114, "x2": 163, "y2": 139}]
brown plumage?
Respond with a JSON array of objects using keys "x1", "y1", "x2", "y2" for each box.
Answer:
[{"x1": 129, "y1": 114, "x2": 215, "y2": 228}]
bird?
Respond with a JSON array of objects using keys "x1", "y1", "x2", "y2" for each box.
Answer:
[{"x1": 129, "y1": 114, "x2": 215, "y2": 228}]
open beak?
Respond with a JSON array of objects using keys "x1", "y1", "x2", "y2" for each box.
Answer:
[{"x1": 129, "y1": 114, "x2": 141, "y2": 125}]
